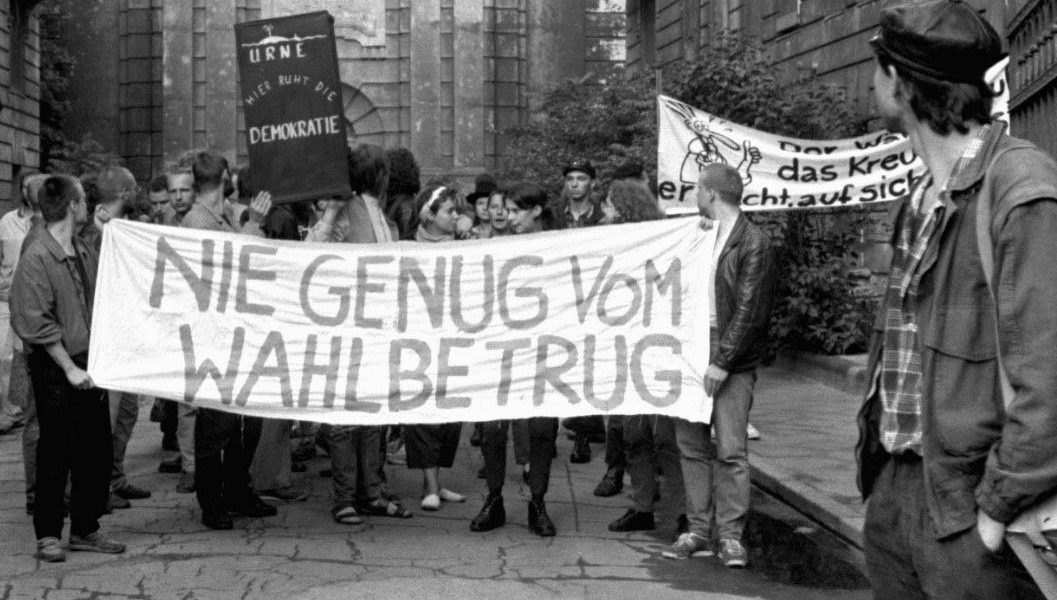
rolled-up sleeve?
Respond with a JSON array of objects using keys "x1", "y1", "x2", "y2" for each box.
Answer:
[{"x1": 10, "y1": 252, "x2": 63, "y2": 347}]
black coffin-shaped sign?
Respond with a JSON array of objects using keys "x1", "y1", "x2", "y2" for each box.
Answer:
[{"x1": 235, "y1": 11, "x2": 351, "y2": 204}]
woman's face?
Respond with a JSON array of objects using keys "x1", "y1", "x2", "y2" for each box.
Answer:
[
  {"x1": 505, "y1": 198, "x2": 539, "y2": 234},
  {"x1": 428, "y1": 198, "x2": 458, "y2": 234},
  {"x1": 475, "y1": 196, "x2": 490, "y2": 222},
  {"x1": 488, "y1": 193, "x2": 508, "y2": 231},
  {"x1": 600, "y1": 193, "x2": 620, "y2": 224}
]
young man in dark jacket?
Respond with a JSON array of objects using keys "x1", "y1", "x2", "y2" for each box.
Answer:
[
  {"x1": 856, "y1": 3, "x2": 1057, "y2": 598},
  {"x1": 663, "y1": 163, "x2": 775, "y2": 567}
]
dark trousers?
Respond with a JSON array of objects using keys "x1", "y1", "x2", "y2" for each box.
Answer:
[
  {"x1": 160, "y1": 399, "x2": 178, "y2": 436},
  {"x1": 605, "y1": 415, "x2": 626, "y2": 471},
  {"x1": 28, "y1": 350, "x2": 111, "y2": 540},
  {"x1": 194, "y1": 408, "x2": 262, "y2": 516},
  {"x1": 864, "y1": 453, "x2": 1044, "y2": 600},
  {"x1": 481, "y1": 417, "x2": 557, "y2": 499}
]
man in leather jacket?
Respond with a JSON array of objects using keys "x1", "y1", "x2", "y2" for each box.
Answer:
[
  {"x1": 856, "y1": 3, "x2": 1056, "y2": 598},
  {"x1": 662, "y1": 163, "x2": 775, "y2": 567}
]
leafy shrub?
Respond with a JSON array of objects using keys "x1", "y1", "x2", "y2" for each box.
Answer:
[{"x1": 499, "y1": 35, "x2": 877, "y2": 356}]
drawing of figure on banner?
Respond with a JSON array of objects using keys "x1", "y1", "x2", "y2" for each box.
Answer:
[{"x1": 669, "y1": 99, "x2": 762, "y2": 187}]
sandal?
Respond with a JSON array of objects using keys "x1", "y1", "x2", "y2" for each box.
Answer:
[
  {"x1": 359, "y1": 498, "x2": 413, "y2": 518},
  {"x1": 331, "y1": 503, "x2": 363, "y2": 525}
]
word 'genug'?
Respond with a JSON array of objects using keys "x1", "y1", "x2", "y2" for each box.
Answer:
[{"x1": 149, "y1": 237, "x2": 683, "y2": 332}]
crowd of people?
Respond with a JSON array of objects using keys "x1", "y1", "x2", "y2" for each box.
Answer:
[
  {"x1": 0, "y1": 143, "x2": 773, "y2": 570},
  {"x1": 2, "y1": 3, "x2": 1056, "y2": 599}
]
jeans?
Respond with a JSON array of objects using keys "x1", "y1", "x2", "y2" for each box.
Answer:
[
  {"x1": 624, "y1": 414, "x2": 684, "y2": 514},
  {"x1": 0, "y1": 300, "x2": 22, "y2": 422},
  {"x1": 329, "y1": 425, "x2": 382, "y2": 507},
  {"x1": 28, "y1": 350, "x2": 111, "y2": 540},
  {"x1": 674, "y1": 368, "x2": 755, "y2": 541},
  {"x1": 251, "y1": 418, "x2": 292, "y2": 491},
  {"x1": 480, "y1": 417, "x2": 558, "y2": 499},
  {"x1": 864, "y1": 453, "x2": 1043, "y2": 600},
  {"x1": 108, "y1": 391, "x2": 139, "y2": 490},
  {"x1": 194, "y1": 408, "x2": 261, "y2": 516},
  {"x1": 14, "y1": 349, "x2": 37, "y2": 506},
  {"x1": 177, "y1": 403, "x2": 196, "y2": 473}
]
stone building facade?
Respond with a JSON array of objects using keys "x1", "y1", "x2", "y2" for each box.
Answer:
[
  {"x1": 1, "y1": 0, "x2": 42, "y2": 213},
  {"x1": 60, "y1": 0, "x2": 627, "y2": 184},
  {"x1": 1007, "y1": 0, "x2": 1057, "y2": 157},
  {"x1": 626, "y1": 0, "x2": 1008, "y2": 124}
]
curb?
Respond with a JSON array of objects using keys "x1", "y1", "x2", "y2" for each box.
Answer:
[
  {"x1": 751, "y1": 458, "x2": 865, "y2": 551},
  {"x1": 774, "y1": 350, "x2": 868, "y2": 397}
]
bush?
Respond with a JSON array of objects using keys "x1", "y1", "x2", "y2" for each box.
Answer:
[{"x1": 499, "y1": 35, "x2": 876, "y2": 356}]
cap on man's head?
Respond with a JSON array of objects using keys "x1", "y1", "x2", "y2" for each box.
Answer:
[
  {"x1": 563, "y1": 159, "x2": 596, "y2": 179},
  {"x1": 95, "y1": 166, "x2": 138, "y2": 204},
  {"x1": 870, "y1": 0, "x2": 1005, "y2": 84}
]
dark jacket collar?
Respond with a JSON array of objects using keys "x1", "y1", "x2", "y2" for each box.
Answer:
[{"x1": 39, "y1": 225, "x2": 90, "y2": 262}]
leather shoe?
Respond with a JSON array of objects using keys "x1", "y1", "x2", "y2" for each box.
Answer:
[
  {"x1": 114, "y1": 483, "x2": 152, "y2": 500},
  {"x1": 608, "y1": 508, "x2": 655, "y2": 532},
  {"x1": 158, "y1": 456, "x2": 182, "y2": 474},
  {"x1": 202, "y1": 512, "x2": 234, "y2": 530},
  {"x1": 107, "y1": 493, "x2": 131, "y2": 512},
  {"x1": 593, "y1": 468, "x2": 623, "y2": 497},
  {"x1": 470, "y1": 494, "x2": 505, "y2": 532},
  {"x1": 226, "y1": 495, "x2": 277, "y2": 518},
  {"x1": 569, "y1": 435, "x2": 591, "y2": 464},
  {"x1": 528, "y1": 499, "x2": 556, "y2": 537}
]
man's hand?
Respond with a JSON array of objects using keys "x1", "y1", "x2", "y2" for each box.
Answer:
[
  {"x1": 699, "y1": 216, "x2": 715, "y2": 231},
  {"x1": 456, "y1": 214, "x2": 473, "y2": 236},
  {"x1": 247, "y1": 191, "x2": 273, "y2": 224},
  {"x1": 65, "y1": 366, "x2": 94, "y2": 390},
  {"x1": 704, "y1": 363, "x2": 729, "y2": 397},
  {"x1": 976, "y1": 510, "x2": 1006, "y2": 552}
]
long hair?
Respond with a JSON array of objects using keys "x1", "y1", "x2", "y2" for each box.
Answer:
[
  {"x1": 606, "y1": 181, "x2": 665, "y2": 223},
  {"x1": 507, "y1": 182, "x2": 555, "y2": 231}
]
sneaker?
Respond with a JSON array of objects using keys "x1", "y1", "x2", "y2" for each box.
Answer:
[
  {"x1": 746, "y1": 423, "x2": 761, "y2": 441},
  {"x1": 718, "y1": 538, "x2": 748, "y2": 568},
  {"x1": 438, "y1": 488, "x2": 465, "y2": 503},
  {"x1": 35, "y1": 537, "x2": 66, "y2": 562},
  {"x1": 69, "y1": 530, "x2": 125, "y2": 554},
  {"x1": 176, "y1": 472, "x2": 196, "y2": 493},
  {"x1": 113, "y1": 483, "x2": 152, "y2": 500},
  {"x1": 257, "y1": 487, "x2": 308, "y2": 502},
  {"x1": 661, "y1": 532, "x2": 714, "y2": 559}
]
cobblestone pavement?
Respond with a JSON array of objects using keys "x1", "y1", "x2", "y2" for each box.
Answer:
[{"x1": 0, "y1": 367, "x2": 869, "y2": 600}]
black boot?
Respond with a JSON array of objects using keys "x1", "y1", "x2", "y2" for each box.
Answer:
[
  {"x1": 470, "y1": 493, "x2": 505, "y2": 532},
  {"x1": 570, "y1": 434, "x2": 591, "y2": 464},
  {"x1": 593, "y1": 467, "x2": 624, "y2": 497},
  {"x1": 528, "y1": 498, "x2": 556, "y2": 537},
  {"x1": 608, "y1": 508, "x2": 655, "y2": 532}
]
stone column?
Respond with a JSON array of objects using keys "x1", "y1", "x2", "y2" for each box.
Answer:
[
  {"x1": 205, "y1": 0, "x2": 238, "y2": 160},
  {"x1": 452, "y1": 1, "x2": 485, "y2": 174},
  {"x1": 162, "y1": 2, "x2": 193, "y2": 162},
  {"x1": 410, "y1": 0, "x2": 441, "y2": 175}
]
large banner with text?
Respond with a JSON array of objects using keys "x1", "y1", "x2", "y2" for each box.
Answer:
[
  {"x1": 657, "y1": 95, "x2": 926, "y2": 214},
  {"x1": 89, "y1": 219, "x2": 714, "y2": 425}
]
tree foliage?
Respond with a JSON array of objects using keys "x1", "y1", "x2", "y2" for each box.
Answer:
[{"x1": 499, "y1": 35, "x2": 875, "y2": 355}]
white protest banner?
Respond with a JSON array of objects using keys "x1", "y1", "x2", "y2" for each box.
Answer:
[
  {"x1": 657, "y1": 94, "x2": 927, "y2": 214},
  {"x1": 89, "y1": 219, "x2": 714, "y2": 425}
]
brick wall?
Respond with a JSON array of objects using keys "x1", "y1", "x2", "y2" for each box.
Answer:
[{"x1": 1, "y1": 0, "x2": 41, "y2": 213}]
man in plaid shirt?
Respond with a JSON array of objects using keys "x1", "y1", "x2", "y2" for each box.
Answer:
[{"x1": 856, "y1": 2, "x2": 1057, "y2": 599}]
